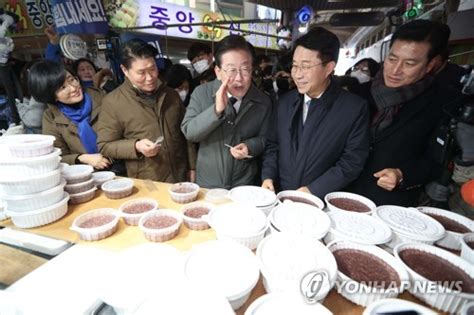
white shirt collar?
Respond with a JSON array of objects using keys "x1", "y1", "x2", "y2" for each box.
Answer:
[{"x1": 304, "y1": 90, "x2": 324, "y2": 104}]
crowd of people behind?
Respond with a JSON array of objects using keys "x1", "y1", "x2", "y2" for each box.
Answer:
[{"x1": 1, "y1": 19, "x2": 473, "y2": 214}]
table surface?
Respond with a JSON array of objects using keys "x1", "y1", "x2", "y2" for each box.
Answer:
[{"x1": 0, "y1": 178, "x2": 445, "y2": 314}]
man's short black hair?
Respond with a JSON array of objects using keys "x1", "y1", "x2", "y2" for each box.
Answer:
[
  {"x1": 28, "y1": 60, "x2": 71, "y2": 104},
  {"x1": 166, "y1": 64, "x2": 193, "y2": 89},
  {"x1": 120, "y1": 39, "x2": 158, "y2": 69},
  {"x1": 293, "y1": 26, "x2": 340, "y2": 64},
  {"x1": 214, "y1": 35, "x2": 256, "y2": 68},
  {"x1": 72, "y1": 58, "x2": 98, "y2": 75},
  {"x1": 390, "y1": 20, "x2": 450, "y2": 61},
  {"x1": 187, "y1": 42, "x2": 212, "y2": 62}
]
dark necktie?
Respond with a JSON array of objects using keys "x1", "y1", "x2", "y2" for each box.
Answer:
[{"x1": 229, "y1": 97, "x2": 238, "y2": 116}]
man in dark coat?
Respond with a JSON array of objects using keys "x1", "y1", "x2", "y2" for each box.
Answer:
[
  {"x1": 348, "y1": 20, "x2": 459, "y2": 206},
  {"x1": 261, "y1": 27, "x2": 370, "y2": 198}
]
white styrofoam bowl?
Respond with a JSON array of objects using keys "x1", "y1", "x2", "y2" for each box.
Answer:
[
  {"x1": 5, "y1": 193, "x2": 69, "y2": 228},
  {"x1": 0, "y1": 134, "x2": 55, "y2": 157},
  {"x1": 0, "y1": 147, "x2": 61, "y2": 177},
  {"x1": 417, "y1": 207, "x2": 473, "y2": 250},
  {"x1": 61, "y1": 164, "x2": 93, "y2": 184},
  {"x1": 461, "y1": 233, "x2": 474, "y2": 264},
  {"x1": 2, "y1": 179, "x2": 66, "y2": 212},
  {"x1": 394, "y1": 243, "x2": 474, "y2": 313},
  {"x1": 276, "y1": 190, "x2": 325, "y2": 210},
  {"x1": 70, "y1": 208, "x2": 120, "y2": 241},
  {"x1": 0, "y1": 169, "x2": 61, "y2": 195},
  {"x1": 327, "y1": 240, "x2": 409, "y2": 306},
  {"x1": 325, "y1": 191, "x2": 376, "y2": 215}
]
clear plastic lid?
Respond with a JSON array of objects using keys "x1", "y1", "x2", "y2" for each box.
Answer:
[
  {"x1": 374, "y1": 206, "x2": 445, "y2": 242},
  {"x1": 328, "y1": 210, "x2": 392, "y2": 245},
  {"x1": 228, "y1": 186, "x2": 276, "y2": 207},
  {"x1": 205, "y1": 188, "x2": 229, "y2": 203}
]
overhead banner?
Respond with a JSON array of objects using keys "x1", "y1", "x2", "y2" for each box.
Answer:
[
  {"x1": 4, "y1": 0, "x2": 54, "y2": 36},
  {"x1": 51, "y1": 0, "x2": 109, "y2": 34},
  {"x1": 104, "y1": 0, "x2": 278, "y2": 50}
]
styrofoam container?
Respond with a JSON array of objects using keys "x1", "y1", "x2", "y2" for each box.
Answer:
[
  {"x1": 0, "y1": 134, "x2": 55, "y2": 157},
  {"x1": 119, "y1": 198, "x2": 159, "y2": 226},
  {"x1": 61, "y1": 164, "x2": 93, "y2": 184},
  {"x1": 168, "y1": 182, "x2": 200, "y2": 204},
  {"x1": 69, "y1": 187, "x2": 97, "y2": 205},
  {"x1": 71, "y1": 208, "x2": 120, "y2": 241},
  {"x1": 139, "y1": 209, "x2": 183, "y2": 242},
  {"x1": 325, "y1": 191, "x2": 376, "y2": 214},
  {"x1": 0, "y1": 148, "x2": 61, "y2": 177},
  {"x1": 0, "y1": 169, "x2": 61, "y2": 195},
  {"x1": 5, "y1": 193, "x2": 69, "y2": 228},
  {"x1": 394, "y1": 243, "x2": 474, "y2": 313},
  {"x1": 374, "y1": 206, "x2": 445, "y2": 249},
  {"x1": 327, "y1": 240, "x2": 409, "y2": 306},
  {"x1": 181, "y1": 201, "x2": 214, "y2": 230},
  {"x1": 362, "y1": 298, "x2": 437, "y2": 315},
  {"x1": 461, "y1": 233, "x2": 474, "y2": 264},
  {"x1": 256, "y1": 232, "x2": 337, "y2": 297},
  {"x1": 3, "y1": 179, "x2": 66, "y2": 212},
  {"x1": 206, "y1": 202, "x2": 268, "y2": 250},
  {"x1": 99, "y1": 243, "x2": 183, "y2": 314},
  {"x1": 184, "y1": 240, "x2": 260, "y2": 310},
  {"x1": 92, "y1": 171, "x2": 115, "y2": 188},
  {"x1": 229, "y1": 185, "x2": 277, "y2": 208},
  {"x1": 64, "y1": 178, "x2": 95, "y2": 194},
  {"x1": 276, "y1": 190, "x2": 325, "y2": 210},
  {"x1": 245, "y1": 292, "x2": 332, "y2": 315},
  {"x1": 324, "y1": 210, "x2": 392, "y2": 245},
  {"x1": 417, "y1": 207, "x2": 473, "y2": 250},
  {"x1": 269, "y1": 201, "x2": 330, "y2": 240},
  {"x1": 102, "y1": 178, "x2": 134, "y2": 199}
]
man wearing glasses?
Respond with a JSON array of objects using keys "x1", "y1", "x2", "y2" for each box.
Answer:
[
  {"x1": 181, "y1": 35, "x2": 272, "y2": 189},
  {"x1": 261, "y1": 27, "x2": 370, "y2": 198}
]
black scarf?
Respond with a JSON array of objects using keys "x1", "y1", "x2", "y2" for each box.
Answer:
[{"x1": 371, "y1": 69, "x2": 434, "y2": 132}]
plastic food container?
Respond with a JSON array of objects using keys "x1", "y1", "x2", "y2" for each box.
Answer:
[
  {"x1": 0, "y1": 134, "x2": 55, "y2": 157},
  {"x1": 70, "y1": 208, "x2": 120, "y2": 241},
  {"x1": 64, "y1": 178, "x2": 95, "y2": 195},
  {"x1": 256, "y1": 232, "x2": 337, "y2": 296},
  {"x1": 0, "y1": 169, "x2": 61, "y2": 195},
  {"x1": 269, "y1": 200, "x2": 330, "y2": 240},
  {"x1": 228, "y1": 185, "x2": 277, "y2": 208},
  {"x1": 0, "y1": 147, "x2": 61, "y2": 177},
  {"x1": 327, "y1": 240, "x2": 409, "y2": 306},
  {"x1": 417, "y1": 207, "x2": 473, "y2": 250},
  {"x1": 69, "y1": 187, "x2": 97, "y2": 205},
  {"x1": 206, "y1": 203, "x2": 268, "y2": 250},
  {"x1": 102, "y1": 178, "x2": 134, "y2": 199},
  {"x1": 61, "y1": 164, "x2": 93, "y2": 184},
  {"x1": 119, "y1": 198, "x2": 159, "y2": 226},
  {"x1": 168, "y1": 182, "x2": 200, "y2": 204},
  {"x1": 92, "y1": 171, "x2": 115, "y2": 188},
  {"x1": 362, "y1": 298, "x2": 437, "y2": 315},
  {"x1": 184, "y1": 240, "x2": 260, "y2": 310},
  {"x1": 325, "y1": 191, "x2": 376, "y2": 214},
  {"x1": 5, "y1": 193, "x2": 69, "y2": 228},
  {"x1": 461, "y1": 233, "x2": 474, "y2": 264},
  {"x1": 245, "y1": 293, "x2": 332, "y2": 315},
  {"x1": 2, "y1": 179, "x2": 66, "y2": 212},
  {"x1": 324, "y1": 210, "x2": 392, "y2": 245},
  {"x1": 374, "y1": 206, "x2": 445, "y2": 249},
  {"x1": 139, "y1": 209, "x2": 182, "y2": 242},
  {"x1": 276, "y1": 190, "x2": 325, "y2": 210},
  {"x1": 205, "y1": 188, "x2": 230, "y2": 203},
  {"x1": 181, "y1": 201, "x2": 213, "y2": 230},
  {"x1": 394, "y1": 243, "x2": 474, "y2": 313}
]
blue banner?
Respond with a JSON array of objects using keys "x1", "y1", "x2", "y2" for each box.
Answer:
[{"x1": 52, "y1": 0, "x2": 109, "y2": 34}]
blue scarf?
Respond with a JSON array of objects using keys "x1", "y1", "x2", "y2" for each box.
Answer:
[{"x1": 58, "y1": 92, "x2": 98, "y2": 154}]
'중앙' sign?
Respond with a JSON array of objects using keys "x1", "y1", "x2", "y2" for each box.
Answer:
[{"x1": 104, "y1": 0, "x2": 278, "y2": 50}]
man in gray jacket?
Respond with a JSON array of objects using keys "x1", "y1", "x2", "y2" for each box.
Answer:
[{"x1": 181, "y1": 35, "x2": 272, "y2": 189}]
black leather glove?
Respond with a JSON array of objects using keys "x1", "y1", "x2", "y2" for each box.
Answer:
[{"x1": 456, "y1": 122, "x2": 474, "y2": 162}]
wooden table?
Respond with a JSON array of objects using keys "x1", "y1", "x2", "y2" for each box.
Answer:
[{"x1": 1, "y1": 178, "x2": 443, "y2": 314}]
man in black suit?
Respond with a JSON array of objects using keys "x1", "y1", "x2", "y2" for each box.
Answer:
[{"x1": 348, "y1": 20, "x2": 459, "y2": 206}]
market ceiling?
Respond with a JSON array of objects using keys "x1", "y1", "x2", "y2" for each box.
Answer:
[{"x1": 246, "y1": 0, "x2": 400, "y2": 13}]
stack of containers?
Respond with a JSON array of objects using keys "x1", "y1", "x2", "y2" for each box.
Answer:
[
  {"x1": 0, "y1": 135, "x2": 69, "y2": 228},
  {"x1": 62, "y1": 165, "x2": 96, "y2": 204}
]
